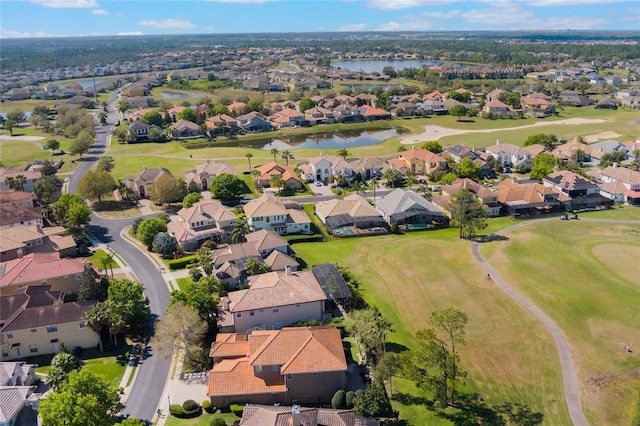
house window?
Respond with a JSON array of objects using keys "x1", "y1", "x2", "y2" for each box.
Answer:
[
  {"x1": 30, "y1": 328, "x2": 37, "y2": 333},
  {"x1": 1, "y1": 350, "x2": 8, "y2": 357},
  {"x1": 296, "y1": 304, "x2": 301, "y2": 308},
  {"x1": 272, "y1": 308, "x2": 279, "y2": 313},
  {"x1": 236, "y1": 313, "x2": 242, "y2": 318},
  {"x1": 29, "y1": 345, "x2": 38, "y2": 353},
  {"x1": 25, "y1": 241, "x2": 32, "y2": 247},
  {"x1": 254, "y1": 365, "x2": 262, "y2": 373},
  {"x1": 75, "y1": 273, "x2": 82, "y2": 280},
  {"x1": 259, "y1": 309, "x2": 264, "y2": 313},
  {"x1": 78, "y1": 321, "x2": 86, "y2": 329},
  {"x1": 287, "y1": 374, "x2": 293, "y2": 381},
  {"x1": 250, "y1": 311, "x2": 255, "y2": 316},
  {"x1": 64, "y1": 275, "x2": 69, "y2": 280},
  {"x1": 272, "y1": 365, "x2": 280, "y2": 372},
  {"x1": 312, "y1": 372, "x2": 318, "y2": 376},
  {"x1": 36, "y1": 238, "x2": 43, "y2": 245},
  {"x1": 6, "y1": 332, "x2": 13, "y2": 339},
  {"x1": 46, "y1": 326, "x2": 58, "y2": 333}
]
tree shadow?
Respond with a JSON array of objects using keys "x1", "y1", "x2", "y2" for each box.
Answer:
[
  {"x1": 391, "y1": 392, "x2": 433, "y2": 408},
  {"x1": 86, "y1": 224, "x2": 114, "y2": 244},
  {"x1": 434, "y1": 394, "x2": 544, "y2": 426},
  {"x1": 474, "y1": 234, "x2": 509, "y2": 243},
  {"x1": 385, "y1": 342, "x2": 409, "y2": 354}
]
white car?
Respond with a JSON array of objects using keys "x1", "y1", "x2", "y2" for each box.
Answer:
[{"x1": 315, "y1": 181, "x2": 322, "y2": 186}]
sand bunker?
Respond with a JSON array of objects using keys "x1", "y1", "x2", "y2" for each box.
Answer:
[
  {"x1": 583, "y1": 131, "x2": 623, "y2": 143},
  {"x1": 401, "y1": 118, "x2": 607, "y2": 144}
]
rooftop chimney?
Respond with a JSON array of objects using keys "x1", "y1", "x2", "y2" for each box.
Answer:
[
  {"x1": 292, "y1": 404, "x2": 301, "y2": 426},
  {"x1": 285, "y1": 264, "x2": 291, "y2": 275},
  {"x1": 199, "y1": 204, "x2": 204, "y2": 214}
]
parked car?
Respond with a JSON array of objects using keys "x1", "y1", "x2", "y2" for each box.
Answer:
[{"x1": 315, "y1": 180, "x2": 322, "y2": 186}]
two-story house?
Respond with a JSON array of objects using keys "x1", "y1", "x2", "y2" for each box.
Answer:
[
  {"x1": 440, "y1": 178, "x2": 501, "y2": 217},
  {"x1": 0, "y1": 169, "x2": 41, "y2": 193},
  {"x1": 167, "y1": 200, "x2": 237, "y2": 252},
  {"x1": 254, "y1": 162, "x2": 303, "y2": 190},
  {"x1": 486, "y1": 141, "x2": 545, "y2": 171},
  {"x1": 120, "y1": 167, "x2": 173, "y2": 199},
  {"x1": 207, "y1": 326, "x2": 348, "y2": 406},
  {"x1": 298, "y1": 155, "x2": 352, "y2": 184},
  {"x1": 495, "y1": 179, "x2": 562, "y2": 217},
  {"x1": 598, "y1": 166, "x2": 640, "y2": 205},
  {"x1": 243, "y1": 195, "x2": 310, "y2": 235},
  {"x1": 185, "y1": 162, "x2": 236, "y2": 192},
  {"x1": 542, "y1": 170, "x2": 612, "y2": 211},
  {"x1": 0, "y1": 225, "x2": 76, "y2": 262},
  {"x1": 376, "y1": 188, "x2": 448, "y2": 227},
  {"x1": 0, "y1": 361, "x2": 40, "y2": 426}
]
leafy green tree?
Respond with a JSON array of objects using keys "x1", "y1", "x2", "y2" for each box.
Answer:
[
  {"x1": 117, "y1": 100, "x2": 130, "y2": 119},
  {"x1": 231, "y1": 216, "x2": 250, "y2": 243},
  {"x1": 430, "y1": 307, "x2": 468, "y2": 404},
  {"x1": 39, "y1": 369, "x2": 124, "y2": 426},
  {"x1": 529, "y1": 153, "x2": 556, "y2": 180},
  {"x1": 70, "y1": 130, "x2": 94, "y2": 159},
  {"x1": 570, "y1": 149, "x2": 589, "y2": 164},
  {"x1": 44, "y1": 139, "x2": 60, "y2": 154},
  {"x1": 182, "y1": 192, "x2": 203, "y2": 208},
  {"x1": 245, "y1": 257, "x2": 271, "y2": 276},
  {"x1": 52, "y1": 193, "x2": 91, "y2": 236},
  {"x1": 100, "y1": 252, "x2": 115, "y2": 279},
  {"x1": 446, "y1": 188, "x2": 487, "y2": 239},
  {"x1": 105, "y1": 279, "x2": 150, "y2": 338},
  {"x1": 212, "y1": 104, "x2": 230, "y2": 115},
  {"x1": 46, "y1": 345, "x2": 85, "y2": 391},
  {"x1": 352, "y1": 381, "x2": 393, "y2": 418},
  {"x1": 178, "y1": 107, "x2": 197, "y2": 123},
  {"x1": 151, "y1": 302, "x2": 208, "y2": 365},
  {"x1": 78, "y1": 269, "x2": 107, "y2": 302},
  {"x1": 337, "y1": 148, "x2": 349, "y2": 160},
  {"x1": 3, "y1": 119, "x2": 17, "y2": 136},
  {"x1": 4, "y1": 175, "x2": 26, "y2": 191},
  {"x1": 150, "y1": 175, "x2": 187, "y2": 206},
  {"x1": 299, "y1": 97, "x2": 316, "y2": 112},
  {"x1": 40, "y1": 159, "x2": 59, "y2": 177},
  {"x1": 136, "y1": 217, "x2": 167, "y2": 249},
  {"x1": 449, "y1": 105, "x2": 468, "y2": 121},
  {"x1": 599, "y1": 150, "x2": 628, "y2": 168},
  {"x1": 524, "y1": 133, "x2": 558, "y2": 150},
  {"x1": 383, "y1": 168, "x2": 399, "y2": 188},
  {"x1": 345, "y1": 307, "x2": 393, "y2": 361},
  {"x1": 34, "y1": 175, "x2": 63, "y2": 204},
  {"x1": 118, "y1": 419, "x2": 147, "y2": 426},
  {"x1": 448, "y1": 91, "x2": 471, "y2": 102},
  {"x1": 6, "y1": 111, "x2": 25, "y2": 123},
  {"x1": 96, "y1": 156, "x2": 114, "y2": 172},
  {"x1": 77, "y1": 169, "x2": 117, "y2": 203},
  {"x1": 455, "y1": 157, "x2": 482, "y2": 179},
  {"x1": 169, "y1": 278, "x2": 219, "y2": 325},
  {"x1": 404, "y1": 170, "x2": 416, "y2": 189},
  {"x1": 141, "y1": 111, "x2": 164, "y2": 126},
  {"x1": 152, "y1": 232, "x2": 177, "y2": 257},
  {"x1": 498, "y1": 92, "x2": 521, "y2": 109},
  {"x1": 332, "y1": 389, "x2": 347, "y2": 409},
  {"x1": 197, "y1": 246, "x2": 213, "y2": 276},
  {"x1": 376, "y1": 352, "x2": 399, "y2": 394},
  {"x1": 421, "y1": 141, "x2": 444, "y2": 153},
  {"x1": 84, "y1": 302, "x2": 110, "y2": 352},
  {"x1": 210, "y1": 173, "x2": 245, "y2": 201},
  {"x1": 247, "y1": 99, "x2": 263, "y2": 113},
  {"x1": 440, "y1": 172, "x2": 458, "y2": 185}
]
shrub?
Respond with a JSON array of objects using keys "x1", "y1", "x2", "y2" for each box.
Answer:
[
  {"x1": 202, "y1": 400, "x2": 213, "y2": 414},
  {"x1": 168, "y1": 254, "x2": 198, "y2": 270},
  {"x1": 331, "y1": 389, "x2": 347, "y2": 409},
  {"x1": 210, "y1": 419, "x2": 226, "y2": 426},
  {"x1": 346, "y1": 391, "x2": 355, "y2": 408},
  {"x1": 230, "y1": 403, "x2": 244, "y2": 417},
  {"x1": 183, "y1": 399, "x2": 198, "y2": 411},
  {"x1": 170, "y1": 401, "x2": 202, "y2": 419}
]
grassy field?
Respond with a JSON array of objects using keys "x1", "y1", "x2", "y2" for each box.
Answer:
[
  {"x1": 163, "y1": 409, "x2": 240, "y2": 426},
  {"x1": 480, "y1": 220, "x2": 640, "y2": 426},
  {"x1": 294, "y1": 226, "x2": 571, "y2": 426}
]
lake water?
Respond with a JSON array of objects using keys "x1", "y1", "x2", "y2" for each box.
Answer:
[
  {"x1": 340, "y1": 84, "x2": 405, "y2": 91},
  {"x1": 332, "y1": 59, "x2": 441, "y2": 74},
  {"x1": 261, "y1": 128, "x2": 398, "y2": 150},
  {"x1": 58, "y1": 80, "x2": 104, "y2": 90},
  {"x1": 162, "y1": 91, "x2": 206, "y2": 99}
]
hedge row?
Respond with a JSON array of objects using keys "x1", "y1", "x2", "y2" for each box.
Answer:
[
  {"x1": 167, "y1": 254, "x2": 199, "y2": 270},
  {"x1": 169, "y1": 403, "x2": 202, "y2": 419},
  {"x1": 283, "y1": 234, "x2": 324, "y2": 244}
]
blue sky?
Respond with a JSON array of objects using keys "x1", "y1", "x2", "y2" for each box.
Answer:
[{"x1": 1, "y1": 0, "x2": 638, "y2": 38}]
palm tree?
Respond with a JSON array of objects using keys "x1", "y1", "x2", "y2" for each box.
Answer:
[
  {"x1": 5, "y1": 175, "x2": 27, "y2": 192},
  {"x1": 369, "y1": 178, "x2": 379, "y2": 203},
  {"x1": 270, "y1": 175, "x2": 285, "y2": 191},
  {"x1": 281, "y1": 150, "x2": 291, "y2": 165},
  {"x1": 383, "y1": 168, "x2": 398, "y2": 188},
  {"x1": 337, "y1": 148, "x2": 349, "y2": 160},
  {"x1": 231, "y1": 217, "x2": 250, "y2": 243},
  {"x1": 117, "y1": 101, "x2": 130, "y2": 120},
  {"x1": 405, "y1": 170, "x2": 417, "y2": 189},
  {"x1": 246, "y1": 152, "x2": 254, "y2": 171},
  {"x1": 270, "y1": 148, "x2": 279, "y2": 163},
  {"x1": 100, "y1": 253, "x2": 114, "y2": 279}
]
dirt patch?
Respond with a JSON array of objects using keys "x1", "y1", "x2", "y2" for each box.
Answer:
[
  {"x1": 591, "y1": 243, "x2": 640, "y2": 284},
  {"x1": 401, "y1": 118, "x2": 607, "y2": 144},
  {"x1": 583, "y1": 131, "x2": 623, "y2": 143}
]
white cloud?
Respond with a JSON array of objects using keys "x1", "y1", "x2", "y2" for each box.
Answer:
[
  {"x1": 367, "y1": 0, "x2": 459, "y2": 9},
  {"x1": 377, "y1": 18, "x2": 435, "y2": 31},
  {"x1": 419, "y1": 10, "x2": 462, "y2": 19},
  {"x1": 528, "y1": 0, "x2": 635, "y2": 6},
  {"x1": 204, "y1": 0, "x2": 278, "y2": 3},
  {"x1": 91, "y1": 9, "x2": 109, "y2": 15},
  {"x1": 30, "y1": 0, "x2": 99, "y2": 8},
  {"x1": 0, "y1": 26, "x2": 53, "y2": 38},
  {"x1": 138, "y1": 19, "x2": 195, "y2": 29},
  {"x1": 117, "y1": 31, "x2": 143, "y2": 36},
  {"x1": 339, "y1": 23, "x2": 367, "y2": 31}
]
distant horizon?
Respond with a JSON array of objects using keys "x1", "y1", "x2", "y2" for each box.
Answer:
[{"x1": 1, "y1": 0, "x2": 639, "y2": 39}]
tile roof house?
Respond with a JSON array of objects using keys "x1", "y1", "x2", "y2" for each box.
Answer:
[
  {"x1": 588, "y1": 140, "x2": 628, "y2": 162},
  {"x1": 0, "y1": 362, "x2": 40, "y2": 426},
  {"x1": 0, "y1": 190, "x2": 36, "y2": 211},
  {"x1": 254, "y1": 162, "x2": 302, "y2": 190},
  {"x1": 0, "y1": 253, "x2": 95, "y2": 295},
  {"x1": 439, "y1": 178, "x2": 501, "y2": 217},
  {"x1": 495, "y1": 179, "x2": 562, "y2": 218},
  {"x1": 240, "y1": 404, "x2": 376, "y2": 426},
  {"x1": 126, "y1": 120, "x2": 164, "y2": 143},
  {"x1": 486, "y1": 141, "x2": 544, "y2": 171},
  {"x1": 376, "y1": 188, "x2": 447, "y2": 227},
  {"x1": 185, "y1": 161, "x2": 236, "y2": 192},
  {"x1": 598, "y1": 166, "x2": 640, "y2": 205},
  {"x1": 482, "y1": 99, "x2": 512, "y2": 116},
  {"x1": 217, "y1": 265, "x2": 343, "y2": 332},
  {"x1": 207, "y1": 326, "x2": 348, "y2": 407},
  {"x1": 298, "y1": 155, "x2": 352, "y2": 184},
  {"x1": 167, "y1": 200, "x2": 237, "y2": 252},
  {"x1": 0, "y1": 286, "x2": 99, "y2": 361},
  {"x1": 121, "y1": 167, "x2": 173, "y2": 199},
  {"x1": 552, "y1": 141, "x2": 594, "y2": 162},
  {"x1": 315, "y1": 194, "x2": 388, "y2": 236},
  {"x1": 542, "y1": 170, "x2": 612, "y2": 211},
  {"x1": 388, "y1": 148, "x2": 446, "y2": 176},
  {"x1": 0, "y1": 205, "x2": 42, "y2": 230},
  {"x1": 0, "y1": 169, "x2": 41, "y2": 193},
  {"x1": 0, "y1": 225, "x2": 76, "y2": 262},
  {"x1": 243, "y1": 195, "x2": 310, "y2": 235},
  {"x1": 169, "y1": 119, "x2": 202, "y2": 139},
  {"x1": 347, "y1": 157, "x2": 387, "y2": 181}
]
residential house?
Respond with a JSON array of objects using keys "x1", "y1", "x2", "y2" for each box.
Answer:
[
  {"x1": 439, "y1": 179, "x2": 501, "y2": 217},
  {"x1": 126, "y1": 121, "x2": 164, "y2": 143},
  {"x1": 166, "y1": 106, "x2": 186, "y2": 122},
  {"x1": 315, "y1": 194, "x2": 388, "y2": 236},
  {"x1": 170, "y1": 119, "x2": 202, "y2": 139},
  {"x1": 419, "y1": 99, "x2": 448, "y2": 115},
  {"x1": 482, "y1": 99, "x2": 512, "y2": 116},
  {"x1": 129, "y1": 108, "x2": 155, "y2": 122},
  {"x1": 0, "y1": 205, "x2": 42, "y2": 231},
  {"x1": 167, "y1": 201, "x2": 237, "y2": 252},
  {"x1": 298, "y1": 155, "x2": 352, "y2": 183},
  {"x1": 254, "y1": 162, "x2": 303, "y2": 190},
  {"x1": 620, "y1": 95, "x2": 640, "y2": 110},
  {"x1": 206, "y1": 114, "x2": 240, "y2": 136},
  {"x1": 520, "y1": 93, "x2": 554, "y2": 117},
  {"x1": 444, "y1": 144, "x2": 479, "y2": 164},
  {"x1": 376, "y1": 188, "x2": 447, "y2": 227},
  {"x1": 239, "y1": 404, "x2": 376, "y2": 426},
  {"x1": 120, "y1": 167, "x2": 173, "y2": 199},
  {"x1": 243, "y1": 195, "x2": 310, "y2": 235},
  {"x1": 588, "y1": 140, "x2": 628, "y2": 164},
  {"x1": 217, "y1": 263, "x2": 349, "y2": 332},
  {"x1": 185, "y1": 161, "x2": 236, "y2": 191},
  {"x1": 0, "y1": 190, "x2": 36, "y2": 211},
  {"x1": 542, "y1": 170, "x2": 612, "y2": 211},
  {"x1": 486, "y1": 141, "x2": 544, "y2": 171},
  {"x1": 615, "y1": 89, "x2": 638, "y2": 100},
  {"x1": 552, "y1": 141, "x2": 594, "y2": 163},
  {"x1": 270, "y1": 108, "x2": 305, "y2": 128},
  {"x1": 560, "y1": 90, "x2": 595, "y2": 107},
  {"x1": 348, "y1": 157, "x2": 387, "y2": 181},
  {"x1": 485, "y1": 89, "x2": 505, "y2": 102},
  {"x1": 207, "y1": 326, "x2": 348, "y2": 406},
  {"x1": 388, "y1": 148, "x2": 446, "y2": 176},
  {"x1": 0, "y1": 362, "x2": 39, "y2": 426},
  {"x1": 598, "y1": 166, "x2": 640, "y2": 205},
  {"x1": 0, "y1": 169, "x2": 41, "y2": 193},
  {"x1": 595, "y1": 98, "x2": 618, "y2": 110},
  {"x1": 0, "y1": 225, "x2": 76, "y2": 262},
  {"x1": 495, "y1": 179, "x2": 562, "y2": 217},
  {"x1": 236, "y1": 112, "x2": 273, "y2": 133},
  {"x1": 0, "y1": 286, "x2": 99, "y2": 361}
]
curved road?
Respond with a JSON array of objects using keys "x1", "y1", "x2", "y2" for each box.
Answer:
[
  {"x1": 68, "y1": 92, "x2": 170, "y2": 422},
  {"x1": 471, "y1": 217, "x2": 640, "y2": 426}
]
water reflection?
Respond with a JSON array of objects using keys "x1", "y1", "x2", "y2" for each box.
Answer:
[{"x1": 261, "y1": 128, "x2": 398, "y2": 150}]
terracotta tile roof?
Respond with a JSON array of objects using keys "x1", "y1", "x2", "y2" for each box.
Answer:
[
  {"x1": 496, "y1": 180, "x2": 560, "y2": 204},
  {"x1": 0, "y1": 168, "x2": 41, "y2": 183},
  {"x1": 0, "y1": 253, "x2": 89, "y2": 289},
  {"x1": 599, "y1": 180, "x2": 628, "y2": 195},
  {"x1": 400, "y1": 148, "x2": 441, "y2": 163},
  {"x1": 207, "y1": 359, "x2": 287, "y2": 397},
  {"x1": 243, "y1": 195, "x2": 288, "y2": 218},
  {"x1": 315, "y1": 194, "x2": 379, "y2": 220},
  {"x1": 240, "y1": 404, "x2": 356, "y2": 426},
  {"x1": 253, "y1": 162, "x2": 301, "y2": 185},
  {"x1": 601, "y1": 166, "x2": 640, "y2": 185},
  {"x1": 177, "y1": 200, "x2": 237, "y2": 226},
  {"x1": 0, "y1": 190, "x2": 33, "y2": 204},
  {"x1": 244, "y1": 230, "x2": 288, "y2": 253},
  {"x1": 0, "y1": 205, "x2": 41, "y2": 227},
  {"x1": 263, "y1": 250, "x2": 299, "y2": 271}
]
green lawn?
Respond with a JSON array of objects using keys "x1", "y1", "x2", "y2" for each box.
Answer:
[
  {"x1": 294, "y1": 224, "x2": 571, "y2": 426},
  {"x1": 480, "y1": 220, "x2": 640, "y2": 426},
  {"x1": 163, "y1": 409, "x2": 240, "y2": 426}
]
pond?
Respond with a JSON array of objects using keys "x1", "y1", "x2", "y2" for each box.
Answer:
[
  {"x1": 58, "y1": 80, "x2": 104, "y2": 89},
  {"x1": 261, "y1": 128, "x2": 399, "y2": 150},
  {"x1": 332, "y1": 59, "x2": 442, "y2": 74},
  {"x1": 340, "y1": 84, "x2": 405, "y2": 91},
  {"x1": 162, "y1": 91, "x2": 206, "y2": 99}
]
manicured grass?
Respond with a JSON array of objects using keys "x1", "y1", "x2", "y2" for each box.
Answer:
[
  {"x1": 480, "y1": 220, "x2": 640, "y2": 426},
  {"x1": 294, "y1": 225, "x2": 571, "y2": 425},
  {"x1": 175, "y1": 277, "x2": 191, "y2": 291},
  {"x1": 85, "y1": 248, "x2": 118, "y2": 270},
  {"x1": 163, "y1": 409, "x2": 240, "y2": 426},
  {"x1": 578, "y1": 204, "x2": 640, "y2": 220}
]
